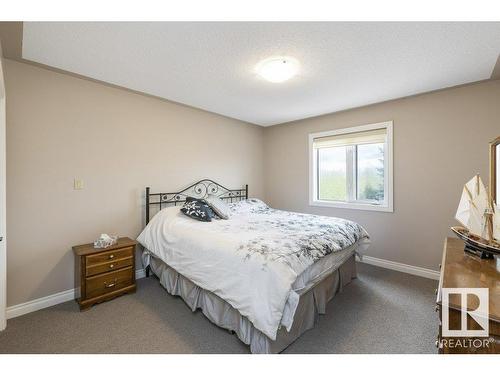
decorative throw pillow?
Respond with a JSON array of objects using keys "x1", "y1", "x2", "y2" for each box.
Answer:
[
  {"x1": 180, "y1": 197, "x2": 215, "y2": 222},
  {"x1": 186, "y1": 197, "x2": 217, "y2": 218},
  {"x1": 205, "y1": 194, "x2": 231, "y2": 219}
]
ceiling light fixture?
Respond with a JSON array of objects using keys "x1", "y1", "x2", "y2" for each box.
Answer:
[{"x1": 255, "y1": 56, "x2": 299, "y2": 83}]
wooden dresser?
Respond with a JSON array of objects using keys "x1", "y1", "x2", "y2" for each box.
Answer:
[
  {"x1": 436, "y1": 237, "x2": 499, "y2": 353},
  {"x1": 73, "y1": 237, "x2": 137, "y2": 310}
]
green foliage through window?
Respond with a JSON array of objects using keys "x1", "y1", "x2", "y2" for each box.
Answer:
[{"x1": 317, "y1": 143, "x2": 385, "y2": 203}]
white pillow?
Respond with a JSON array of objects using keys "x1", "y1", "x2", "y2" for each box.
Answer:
[{"x1": 205, "y1": 194, "x2": 230, "y2": 219}]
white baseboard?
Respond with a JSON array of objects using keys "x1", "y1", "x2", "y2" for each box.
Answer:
[
  {"x1": 357, "y1": 255, "x2": 440, "y2": 280},
  {"x1": 6, "y1": 268, "x2": 146, "y2": 320},
  {"x1": 7, "y1": 288, "x2": 77, "y2": 320}
]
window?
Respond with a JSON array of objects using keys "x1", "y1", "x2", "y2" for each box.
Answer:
[{"x1": 309, "y1": 121, "x2": 393, "y2": 212}]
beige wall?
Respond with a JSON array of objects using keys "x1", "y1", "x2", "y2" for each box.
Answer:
[
  {"x1": 264, "y1": 80, "x2": 500, "y2": 270},
  {"x1": 5, "y1": 59, "x2": 264, "y2": 306}
]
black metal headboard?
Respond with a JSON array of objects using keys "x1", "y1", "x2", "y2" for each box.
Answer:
[{"x1": 145, "y1": 179, "x2": 248, "y2": 224}]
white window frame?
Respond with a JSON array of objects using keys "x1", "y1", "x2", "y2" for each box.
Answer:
[{"x1": 309, "y1": 121, "x2": 393, "y2": 213}]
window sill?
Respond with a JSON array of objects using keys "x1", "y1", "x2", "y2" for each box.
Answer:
[{"x1": 309, "y1": 199, "x2": 393, "y2": 212}]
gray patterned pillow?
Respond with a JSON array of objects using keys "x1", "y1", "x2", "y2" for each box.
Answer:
[
  {"x1": 180, "y1": 198, "x2": 214, "y2": 222},
  {"x1": 205, "y1": 194, "x2": 230, "y2": 219}
]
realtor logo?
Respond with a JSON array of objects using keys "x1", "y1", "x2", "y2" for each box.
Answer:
[{"x1": 442, "y1": 288, "x2": 489, "y2": 337}]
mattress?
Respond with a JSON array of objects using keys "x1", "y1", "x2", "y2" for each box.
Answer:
[{"x1": 292, "y1": 241, "x2": 364, "y2": 293}]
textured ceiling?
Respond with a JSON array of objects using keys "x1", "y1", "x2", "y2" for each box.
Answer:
[{"x1": 22, "y1": 22, "x2": 500, "y2": 126}]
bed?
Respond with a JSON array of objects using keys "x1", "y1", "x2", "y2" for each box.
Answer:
[{"x1": 137, "y1": 179, "x2": 370, "y2": 353}]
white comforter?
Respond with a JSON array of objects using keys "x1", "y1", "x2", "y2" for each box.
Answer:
[{"x1": 137, "y1": 199, "x2": 369, "y2": 340}]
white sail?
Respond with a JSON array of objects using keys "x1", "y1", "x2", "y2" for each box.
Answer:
[
  {"x1": 494, "y1": 203, "x2": 500, "y2": 242},
  {"x1": 455, "y1": 175, "x2": 489, "y2": 237}
]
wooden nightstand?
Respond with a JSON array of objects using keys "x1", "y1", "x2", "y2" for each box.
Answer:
[{"x1": 73, "y1": 237, "x2": 137, "y2": 310}]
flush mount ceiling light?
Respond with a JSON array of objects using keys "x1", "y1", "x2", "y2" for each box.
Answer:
[{"x1": 255, "y1": 56, "x2": 299, "y2": 83}]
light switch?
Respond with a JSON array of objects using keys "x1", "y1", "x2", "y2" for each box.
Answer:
[{"x1": 74, "y1": 179, "x2": 84, "y2": 190}]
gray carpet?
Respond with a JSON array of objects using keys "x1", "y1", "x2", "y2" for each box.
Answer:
[{"x1": 0, "y1": 263, "x2": 439, "y2": 354}]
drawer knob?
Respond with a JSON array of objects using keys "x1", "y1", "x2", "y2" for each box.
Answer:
[
  {"x1": 109, "y1": 254, "x2": 115, "y2": 259},
  {"x1": 109, "y1": 264, "x2": 114, "y2": 269},
  {"x1": 104, "y1": 278, "x2": 117, "y2": 288}
]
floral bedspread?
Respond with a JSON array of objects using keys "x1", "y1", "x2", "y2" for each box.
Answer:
[{"x1": 223, "y1": 199, "x2": 367, "y2": 270}]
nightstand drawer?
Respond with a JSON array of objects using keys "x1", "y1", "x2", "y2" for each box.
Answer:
[
  {"x1": 86, "y1": 246, "x2": 134, "y2": 266},
  {"x1": 86, "y1": 256, "x2": 133, "y2": 277},
  {"x1": 85, "y1": 267, "x2": 134, "y2": 299}
]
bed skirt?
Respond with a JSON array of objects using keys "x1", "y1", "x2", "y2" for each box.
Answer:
[{"x1": 149, "y1": 254, "x2": 357, "y2": 354}]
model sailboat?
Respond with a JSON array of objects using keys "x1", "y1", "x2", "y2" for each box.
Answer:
[{"x1": 451, "y1": 174, "x2": 500, "y2": 258}]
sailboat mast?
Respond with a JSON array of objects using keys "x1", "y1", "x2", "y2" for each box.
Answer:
[{"x1": 484, "y1": 209, "x2": 494, "y2": 243}]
